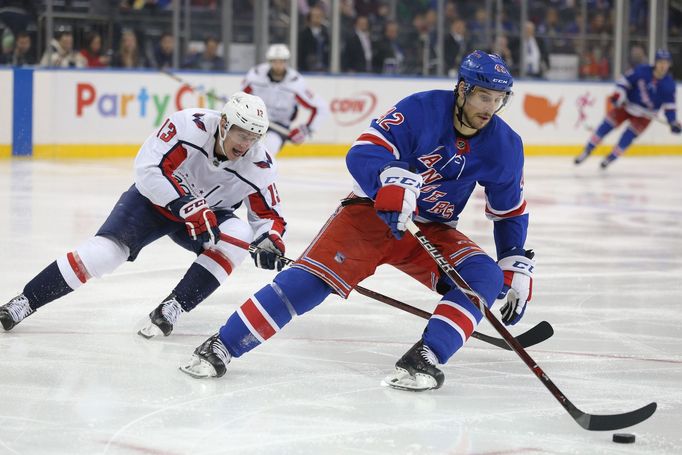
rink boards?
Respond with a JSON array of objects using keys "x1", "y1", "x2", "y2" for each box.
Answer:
[{"x1": 1, "y1": 67, "x2": 681, "y2": 159}]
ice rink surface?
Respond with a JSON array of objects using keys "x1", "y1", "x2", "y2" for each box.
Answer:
[{"x1": 1, "y1": 156, "x2": 681, "y2": 454}]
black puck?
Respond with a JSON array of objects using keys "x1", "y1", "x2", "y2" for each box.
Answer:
[{"x1": 612, "y1": 433, "x2": 636, "y2": 443}]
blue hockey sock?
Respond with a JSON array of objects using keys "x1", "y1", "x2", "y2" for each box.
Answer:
[
  {"x1": 585, "y1": 120, "x2": 614, "y2": 153},
  {"x1": 615, "y1": 128, "x2": 638, "y2": 154},
  {"x1": 424, "y1": 255, "x2": 502, "y2": 363},
  {"x1": 23, "y1": 261, "x2": 74, "y2": 310},
  {"x1": 172, "y1": 263, "x2": 220, "y2": 312},
  {"x1": 219, "y1": 268, "x2": 332, "y2": 357}
]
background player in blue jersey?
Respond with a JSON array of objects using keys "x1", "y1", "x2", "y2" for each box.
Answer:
[
  {"x1": 1, "y1": 92, "x2": 289, "y2": 336},
  {"x1": 575, "y1": 49, "x2": 681, "y2": 169},
  {"x1": 180, "y1": 50, "x2": 535, "y2": 392}
]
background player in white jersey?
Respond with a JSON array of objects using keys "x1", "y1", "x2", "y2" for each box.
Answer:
[
  {"x1": 241, "y1": 43, "x2": 328, "y2": 155},
  {"x1": 180, "y1": 51, "x2": 535, "y2": 392},
  {"x1": 574, "y1": 49, "x2": 681, "y2": 169},
  {"x1": 1, "y1": 92, "x2": 289, "y2": 337}
]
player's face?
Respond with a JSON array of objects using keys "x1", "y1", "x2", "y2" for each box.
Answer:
[
  {"x1": 269, "y1": 59, "x2": 287, "y2": 78},
  {"x1": 654, "y1": 59, "x2": 671, "y2": 78},
  {"x1": 222, "y1": 125, "x2": 261, "y2": 160},
  {"x1": 463, "y1": 87, "x2": 508, "y2": 129}
]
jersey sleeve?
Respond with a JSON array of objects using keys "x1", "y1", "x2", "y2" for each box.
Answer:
[
  {"x1": 133, "y1": 112, "x2": 198, "y2": 208},
  {"x1": 482, "y1": 133, "x2": 529, "y2": 257},
  {"x1": 346, "y1": 96, "x2": 419, "y2": 198},
  {"x1": 663, "y1": 80, "x2": 677, "y2": 124},
  {"x1": 240, "y1": 67, "x2": 257, "y2": 93},
  {"x1": 244, "y1": 180, "x2": 287, "y2": 239},
  {"x1": 291, "y1": 76, "x2": 329, "y2": 132}
]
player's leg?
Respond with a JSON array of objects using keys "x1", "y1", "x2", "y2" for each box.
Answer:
[
  {"x1": 575, "y1": 107, "x2": 626, "y2": 164},
  {"x1": 1, "y1": 185, "x2": 170, "y2": 331},
  {"x1": 600, "y1": 117, "x2": 650, "y2": 169},
  {"x1": 264, "y1": 130, "x2": 285, "y2": 156},
  {"x1": 139, "y1": 216, "x2": 253, "y2": 338},
  {"x1": 384, "y1": 226, "x2": 502, "y2": 390},
  {"x1": 180, "y1": 201, "x2": 391, "y2": 378}
]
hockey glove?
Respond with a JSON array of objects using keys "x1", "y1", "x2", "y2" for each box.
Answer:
[
  {"x1": 374, "y1": 163, "x2": 423, "y2": 240},
  {"x1": 670, "y1": 120, "x2": 681, "y2": 135},
  {"x1": 609, "y1": 88, "x2": 627, "y2": 108},
  {"x1": 168, "y1": 196, "x2": 220, "y2": 247},
  {"x1": 287, "y1": 124, "x2": 310, "y2": 144},
  {"x1": 250, "y1": 230, "x2": 286, "y2": 271},
  {"x1": 497, "y1": 248, "x2": 535, "y2": 326}
]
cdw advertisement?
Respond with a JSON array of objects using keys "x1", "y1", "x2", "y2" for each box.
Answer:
[{"x1": 33, "y1": 69, "x2": 681, "y2": 149}]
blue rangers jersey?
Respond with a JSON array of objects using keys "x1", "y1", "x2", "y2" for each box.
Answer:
[
  {"x1": 346, "y1": 89, "x2": 528, "y2": 257},
  {"x1": 617, "y1": 64, "x2": 677, "y2": 123}
]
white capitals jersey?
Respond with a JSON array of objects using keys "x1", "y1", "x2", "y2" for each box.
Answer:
[
  {"x1": 241, "y1": 63, "x2": 327, "y2": 132},
  {"x1": 134, "y1": 108, "x2": 285, "y2": 237}
]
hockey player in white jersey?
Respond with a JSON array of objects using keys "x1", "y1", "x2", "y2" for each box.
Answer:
[
  {"x1": 241, "y1": 43, "x2": 328, "y2": 155},
  {"x1": 1, "y1": 92, "x2": 288, "y2": 337}
]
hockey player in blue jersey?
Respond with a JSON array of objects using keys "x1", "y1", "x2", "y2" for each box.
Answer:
[
  {"x1": 180, "y1": 50, "x2": 535, "y2": 391},
  {"x1": 1, "y1": 92, "x2": 289, "y2": 335},
  {"x1": 575, "y1": 48, "x2": 681, "y2": 169}
]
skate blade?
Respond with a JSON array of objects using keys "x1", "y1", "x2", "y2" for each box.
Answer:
[
  {"x1": 137, "y1": 323, "x2": 163, "y2": 339},
  {"x1": 381, "y1": 369, "x2": 437, "y2": 392},
  {"x1": 179, "y1": 356, "x2": 218, "y2": 379}
]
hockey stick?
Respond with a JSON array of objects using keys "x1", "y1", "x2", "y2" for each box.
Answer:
[
  {"x1": 404, "y1": 219, "x2": 656, "y2": 431},
  {"x1": 160, "y1": 69, "x2": 291, "y2": 137},
  {"x1": 217, "y1": 233, "x2": 553, "y2": 350}
]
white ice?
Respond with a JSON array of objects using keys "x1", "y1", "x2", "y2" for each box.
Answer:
[{"x1": 1, "y1": 156, "x2": 681, "y2": 455}]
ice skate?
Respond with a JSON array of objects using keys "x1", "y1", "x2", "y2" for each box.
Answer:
[
  {"x1": 179, "y1": 333, "x2": 231, "y2": 378},
  {"x1": 574, "y1": 148, "x2": 592, "y2": 165},
  {"x1": 0, "y1": 294, "x2": 35, "y2": 331},
  {"x1": 600, "y1": 154, "x2": 617, "y2": 169},
  {"x1": 138, "y1": 294, "x2": 183, "y2": 339},
  {"x1": 382, "y1": 339, "x2": 445, "y2": 391}
]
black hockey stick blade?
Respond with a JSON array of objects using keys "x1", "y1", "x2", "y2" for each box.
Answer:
[
  {"x1": 569, "y1": 401, "x2": 657, "y2": 431},
  {"x1": 472, "y1": 320, "x2": 554, "y2": 350}
]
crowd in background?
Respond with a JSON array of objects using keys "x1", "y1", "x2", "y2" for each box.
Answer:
[{"x1": 1, "y1": 0, "x2": 681, "y2": 81}]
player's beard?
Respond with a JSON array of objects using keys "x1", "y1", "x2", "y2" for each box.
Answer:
[{"x1": 462, "y1": 107, "x2": 491, "y2": 131}]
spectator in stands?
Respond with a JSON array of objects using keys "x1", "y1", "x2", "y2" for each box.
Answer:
[
  {"x1": 579, "y1": 46, "x2": 610, "y2": 80},
  {"x1": 537, "y1": 6, "x2": 570, "y2": 54},
  {"x1": 467, "y1": 7, "x2": 490, "y2": 51},
  {"x1": 521, "y1": 21, "x2": 548, "y2": 78},
  {"x1": 342, "y1": 15, "x2": 373, "y2": 73},
  {"x1": 298, "y1": 5, "x2": 330, "y2": 72},
  {"x1": 111, "y1": 29, "x2": 148, "y2": 68},
  {"x1": 0, "y1": 31, "x2": 14, "y2": 65},
  {"x1": 151, "y1": 32, "x2": 174, "y2": 70},
  {"x1": 0, "y1": 0, "x2": 38, "y2": 37},
  {"x1": 183, "y1": 35, "x2": 225, "y2": 71},
  {"x1": 444, "y1": 18, "x2": 468, "y2": 76},
  {"x1": 5, "y1": 31, "x2": 36, "y2": 66},
  {"x1": 629, "y1": 44, "x2": 647, "y2": 69},
  {"x1": 372, "y1": 20, "x2": 404, "y2": 74},
  {"x1": 76, "y1": 31, "x2": 111, "y2": 68},
  {"x1": 40, "y1": 27, "x2": 81, "y2": 68}
]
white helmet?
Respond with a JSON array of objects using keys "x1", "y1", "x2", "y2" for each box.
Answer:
[
  {"x1": 266, "y1": 43, "x2": 290, "y2": 61},
  {"x1": 221, "y1": 91, "x2": 269, "y2": 136}
]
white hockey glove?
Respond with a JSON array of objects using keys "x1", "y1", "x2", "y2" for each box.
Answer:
[
  {"x1": 374, "y1": 163, "x2": 423, "y2": 240},
  {"x1": 250, "y1": 230, "x2": 286, "y2": 271},
  {"x1": 287, "y1": 124, "x2": 310, "y2": 144},
  {"x1": 497, "y1": 249, "x2": 535, "y2": 326}
]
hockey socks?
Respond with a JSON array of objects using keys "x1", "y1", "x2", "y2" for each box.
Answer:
[
  {"x1": 172, "y1": 262, "x2": 222, "y2": 312},
  {"x1": 23, "y1": 261, "x2": 74, "y2": 310},
  {"x1": 219, "y1": 268, "x2": 332, "y2": 357}
]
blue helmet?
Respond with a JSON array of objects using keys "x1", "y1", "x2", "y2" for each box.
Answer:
[
  {"x1": 458, "y1": 50, "x2": 513, "y2": 93},
  {"x1": 655, "y1": 48, "x2": 672, "y2": 62}
]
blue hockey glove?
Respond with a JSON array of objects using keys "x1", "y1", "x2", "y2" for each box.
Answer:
[
  {"x1": 670, "y1": 121, "x2": 681, "y2": 135},
  {"x1": 250, "y1": 230, "x2": 286, "y2": 271},
  {"x1": 168, "y1": 196, "x2": 220, "y2": 248},
  {"x1": 374, "y1": 163, "x2": 422, "y2": 240},
  {"x1": 497, "y1": 249, "x2": 535, "y2": 326}
]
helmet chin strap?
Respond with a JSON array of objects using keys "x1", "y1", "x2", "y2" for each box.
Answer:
[
  {"x1": 218, "y1": 120, "x2": 229, "y2": 157},
  {"x1": 455, "y1": 90, "x2": 478, "y2": 132}
]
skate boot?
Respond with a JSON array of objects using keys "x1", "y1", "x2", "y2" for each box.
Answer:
[
  {"x1": 383, "y1": 339, "x2": 445, "y2": 391},
  {"x1": 600, "y1": 153, "x2": 617, "y2": 169},
  {"x1": 0, "y1": 294, "x2": 35, "y2": 331},
  {"x1": 574, "y1": 148, "x2": 592, "y2": 165},
  {"x1": 138, "y1": 294, "x2": 183, "y2": 339},
  {"x1": 179, "y1": 333, "x2": 232, "y2": 378}
]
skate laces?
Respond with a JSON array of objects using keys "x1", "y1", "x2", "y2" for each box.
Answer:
[
  {"x1": 210, "y1": 336, "x2": 230, "y2": 365},
  {"x1": 161, "y1": 298, "x2": 183, "y2": 325},
  {"x1": 420, "y1": 344, "x2": 439, "y2": 366},
  {"x1": 6, "y1": 295, "x2": 32, "y2": 322}
]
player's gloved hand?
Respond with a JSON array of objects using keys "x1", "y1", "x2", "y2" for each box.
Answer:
[
  {"x1": 374, "y1": 162, "x2": 423, "y2": 240},
  {"x1": 287, "y1": 124, "x2": 310, "y2": 144},
  {"x1": 497, "y1": 248, "x2": 535, "y2": 326},
  {"x1": 250, "y1": 230, "x2": 286, "y2": 271},
  {"x1": 670, "y1": 120, "x2": 681, "y2": 134},
  {"x1": 167, "y1": 196, "x2": 220, "y2": 247},
  {"x1": 609, "y1": 88, "x2": 626, "y2": 108}
]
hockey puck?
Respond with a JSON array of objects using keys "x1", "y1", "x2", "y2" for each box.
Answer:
[{"x1": 612, "y1": 433, "x2": 636, "y2": 443}]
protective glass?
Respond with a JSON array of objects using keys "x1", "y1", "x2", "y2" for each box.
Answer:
[
  {"x1": 467, "y1": 88, "x2": 513, "y2": 113},
  {"x1": 227, "y1": 126, "x2": 261, "y2": 147}
]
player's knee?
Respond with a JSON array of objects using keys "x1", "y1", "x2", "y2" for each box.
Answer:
[
  {"x1": 273, "y1": 268, "x2": 332, "y2": 315},
  {"x1": 457, "y1": 254, "x2": 503, "y2": 308},
  {"x1": 76, "y1": 235, "x2": 129, "y2": 278},
  {"x1": 215, "y1": 218, "x2": 254, "y2": 266}
]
